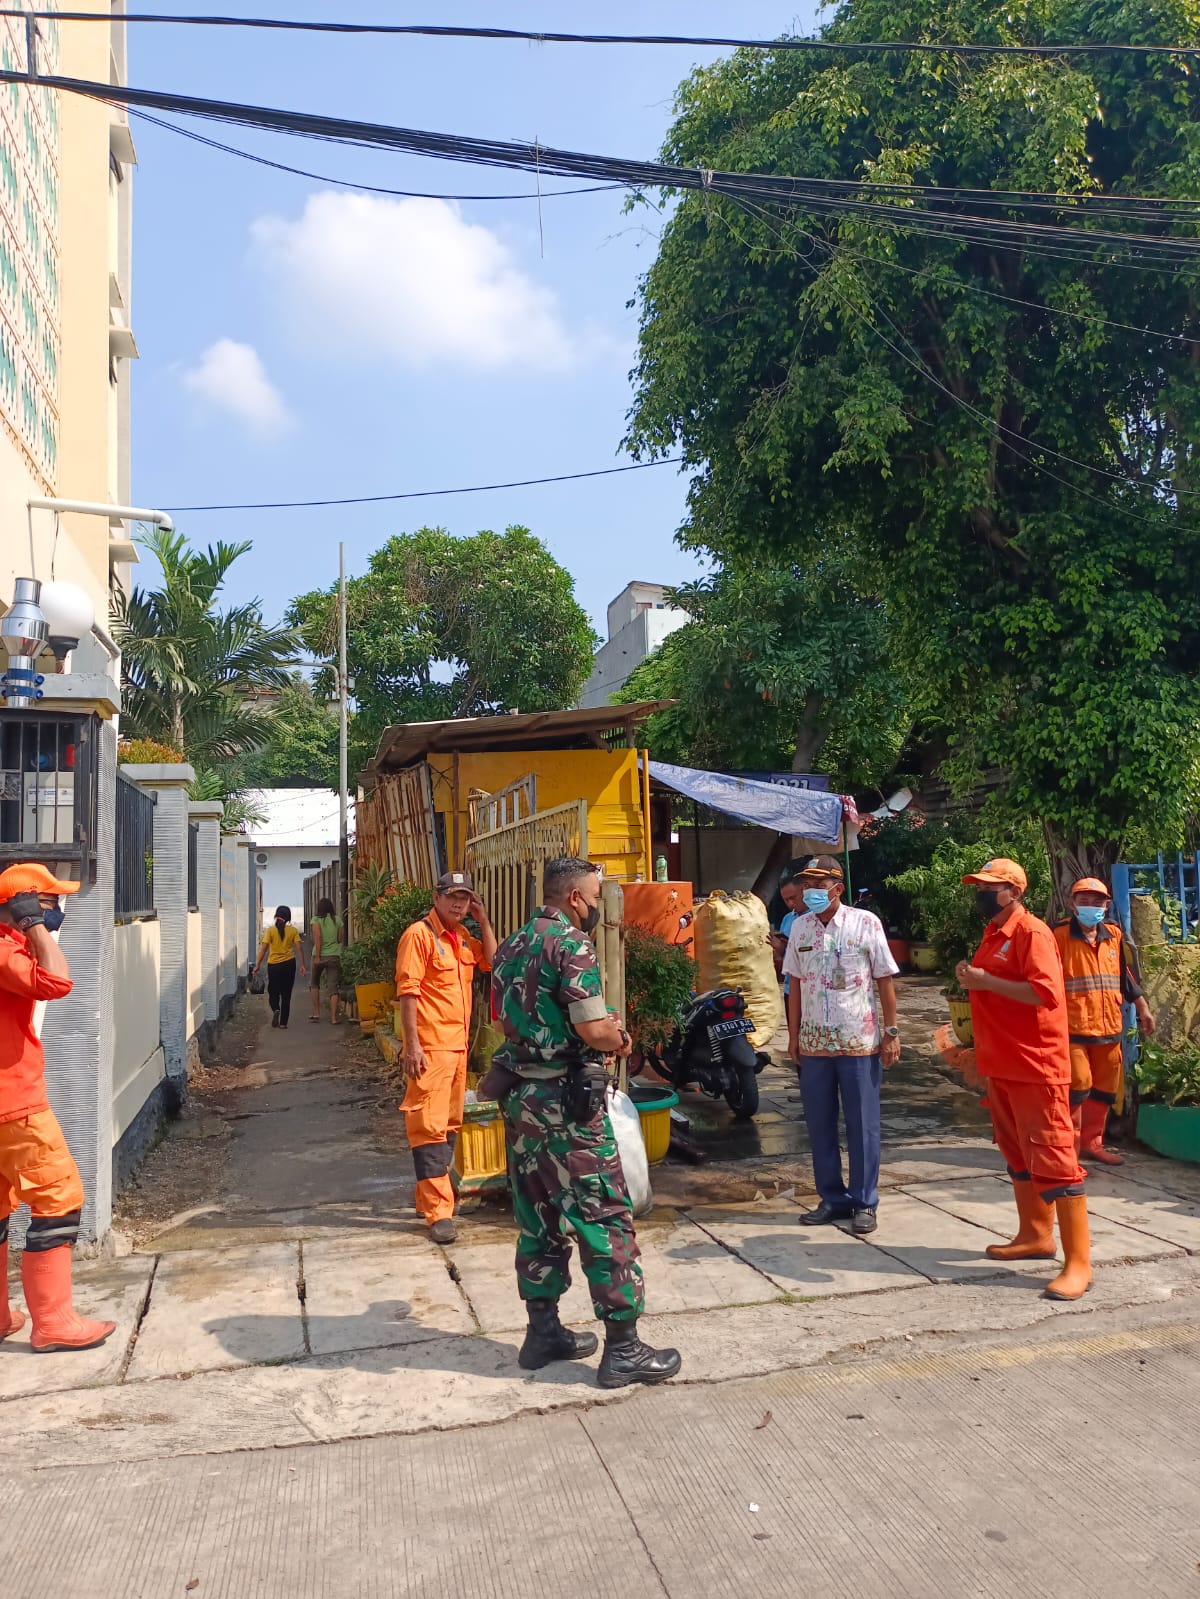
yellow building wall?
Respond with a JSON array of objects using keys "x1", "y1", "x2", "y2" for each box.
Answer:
[{"x1": 427, "y1": 749, "x2": 650, "y2": 882}]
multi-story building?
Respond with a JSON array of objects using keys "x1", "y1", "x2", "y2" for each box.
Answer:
[
  {"x1": 0, "y1": 0, "x2": 137, "y2": 627},
  {"x1": 577, "y1": 581, "x2": 689, "y2": 709}
]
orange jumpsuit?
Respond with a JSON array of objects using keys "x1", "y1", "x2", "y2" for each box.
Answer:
[
  {"x1": 0, "y1": 923, "x2": 86, "y2": 1241},
  {"x1": 395, "y1": 911, "x2": 489, "y2": 1224},
  {"x1": 1052, "y1": 916, "x2": 1141, "y2": 1142},
  {"x1": 969, "y1": 904, "x2": 1084, "y2": 1200}
]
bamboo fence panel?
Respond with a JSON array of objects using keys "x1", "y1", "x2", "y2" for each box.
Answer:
[
  {"x1": 464, "y1": 798, "x2": 587, "y2": 944},
  {"x1": 356, "y1": 765, "x2": 441, "y2": 888}
]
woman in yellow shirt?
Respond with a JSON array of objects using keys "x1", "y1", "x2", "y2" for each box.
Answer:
[{"x1": 253, "y1": 905, "x2": 306, "y2": 1030}]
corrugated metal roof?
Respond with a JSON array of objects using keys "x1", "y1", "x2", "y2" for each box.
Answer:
[
  {"x1": 244, "y1": 788, "x2": 353, "y2": 849},
  {"x1": 366, "y1": 701, "x2": 673, "y2": 776}
]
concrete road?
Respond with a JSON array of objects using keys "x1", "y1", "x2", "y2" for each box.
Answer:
[{"x1": 5, "y1": 1294, "x2": 1198, "y2": 1599}]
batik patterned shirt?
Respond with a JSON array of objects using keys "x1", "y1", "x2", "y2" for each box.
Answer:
[{"x1": 782, "y1": 905, "x2": 899, "y2": 1056}]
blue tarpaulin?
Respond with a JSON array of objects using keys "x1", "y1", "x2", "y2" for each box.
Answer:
[{"x1": 648, "y1": 761, "x2": 844, "y2": 844}]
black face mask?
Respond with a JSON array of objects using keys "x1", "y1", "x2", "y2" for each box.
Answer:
[
  {"x1": 578, "y1": 902, "x2": 601, "y2": 936},
  {"x1": 975, "y1": 888, "x2": 1003, "y2": 920}
]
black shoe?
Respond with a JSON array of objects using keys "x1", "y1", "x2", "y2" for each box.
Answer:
[
  {"x1": 270, "y1": 1013, "x2": 280, "y2": 1028},
  {"x1": 518, "y1": 1301, "x2": 599, "y2": 1370},
  {"x1": 851, "y1": 1206, "x2": 878, "y2": 1235},
  {"x1": 429, "y1": 1218, "x2": 457, "y2": 1245},
  {"x1": 800, "y1": 1201, "x2": 853, "y2": 1226},
  {"x1": 597, "y1": 1320, "x2": 681, "y2": 1389}
]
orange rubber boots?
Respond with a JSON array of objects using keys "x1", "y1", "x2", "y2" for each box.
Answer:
[
  {"x1": 0, "y1": 1241, "x2": 25, "y2": 1340},
  {"x1": 21, "y1": 1246, "x2": 116, "y2": 1353},
  {"x1": 986, "y1": 1180, "x2": 1057, "y2": 1262}
]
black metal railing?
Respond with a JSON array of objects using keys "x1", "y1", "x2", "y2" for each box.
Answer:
[
  {"x1": 187, "y1": 820, "x2": 199, "y2": 910},
  {"x1": 115, "y1": 771, "x2": 156, "y2": 920}
]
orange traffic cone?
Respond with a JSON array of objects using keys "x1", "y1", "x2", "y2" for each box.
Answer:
[
  {"x1": 986, "y1": 1180, "x2": 1057, "y2": 1262},
  {"x1": 22, "y1": 1247, "x2": 116, "y2": 1353}
]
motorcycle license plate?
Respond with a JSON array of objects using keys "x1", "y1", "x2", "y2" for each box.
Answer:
[{"x1": 708, "y1": 1018, "x2": 754, "y2": 1040}]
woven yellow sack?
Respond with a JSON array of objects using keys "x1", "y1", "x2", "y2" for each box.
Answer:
[{"x1": 693, "y1": 890, "x2": 783, "y2": 1049}]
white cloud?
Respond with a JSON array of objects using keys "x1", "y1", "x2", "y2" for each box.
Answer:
[
  {"x1": 251, "y1": 192, "x2": 582, "y2": 372},
  {"x1": 182, "y1": 338, "x2": 292, "y2": 433}
]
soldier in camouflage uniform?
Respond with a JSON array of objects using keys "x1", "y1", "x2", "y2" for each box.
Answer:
[{"x1": 484, "y1": 857, "x2": 681, "y2": 1388}]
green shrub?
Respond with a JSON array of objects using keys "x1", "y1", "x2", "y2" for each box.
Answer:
[
  {"x1": 341, "y1": 881, "x2": 433, "y2": 987},
  {"x1": 118, "y1": 736, "x2": 184, "y2": 765},
  {"x1": 624, "y1": 924, "x2": 697, "y2": 1051},
  {"x1": 887, "y1": 825, "x2": 1052, "y2": 992},
  {"x1": 1135, "y1": 1040, "x2": 1200, "y2": 1108}
]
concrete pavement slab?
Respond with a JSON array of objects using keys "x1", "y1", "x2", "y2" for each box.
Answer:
[
  {"x1": 1079, "y1": 1170, "x2": 1200, "y2": 1254},
  {"x1": 302, "y1": 1236, "x2": 474, "y2": 1355},
  {"x1": 878, "y1": 1139, "x2": 1006, "y2": 1186},
  {"x1": 687, "y1": 1204, "x2": 927, "y2": 1296},
  {"x1": 847, "y1": 1190, "x2": 1016, "y2": 1281},
  {"x1": 448, "y1": 1240, "x2": 594, "y2": 1332},
  {"x1": 908, "y1": 1175, "x2": 1187, "y2": 1265},
  {"x1": 0, "y1": 1255, "x2": 152, "y2": 1401},
  {"x1": 125, "y1": 1242, "x2": 304, "y2": 1379}
]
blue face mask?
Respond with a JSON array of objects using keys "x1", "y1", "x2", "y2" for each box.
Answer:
[
  {"x1": 803, "y1": 889, "x2": 832, "y2": 914},
  {"x1": 1074, "y1": 905, "x2": 1106, "y2": 928},
  {"x1": 42, "y1": 901, "x2": 65, "y2": 933}
]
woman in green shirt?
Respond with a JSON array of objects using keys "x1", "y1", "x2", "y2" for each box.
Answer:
[{"x1": 309, "y1": 896, "x2": 344, "y2": 1025}]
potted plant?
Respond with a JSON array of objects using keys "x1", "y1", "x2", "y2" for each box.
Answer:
[
  {"x1": 623, "y1": 925, "x2": 696, "y2": 1162},
  {"x1": 1135, "y1": 1041, "x2": 1200, "y2": 1163},
  {"x1": 341, "y1": 878, "x2": 433, "y2": 1033}
]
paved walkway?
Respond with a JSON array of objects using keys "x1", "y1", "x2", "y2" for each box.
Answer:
[{"x1": 2, "y1": 992, "x2": 1200, "y2": 1472}]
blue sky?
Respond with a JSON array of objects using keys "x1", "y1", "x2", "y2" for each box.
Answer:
[{"x1": 128, "y1": 3, "x2": 818, "y2": 638}]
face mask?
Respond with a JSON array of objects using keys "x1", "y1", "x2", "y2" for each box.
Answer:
[
  {"x1": 803, "y1": 889, "x2": 832, "y2": 914},
  {"x1": 975, "y1": 888, "x2": 1003, "y2": 920},
  {"x1": 1075, "y1": 905, "x2": 1106, "y2": 928},
  {"x1": 578, "y1": 901, "x2": 601, "y2": 935},
  {"x1": 42, "y1": 904, "x2": 65, "y2": 933}
]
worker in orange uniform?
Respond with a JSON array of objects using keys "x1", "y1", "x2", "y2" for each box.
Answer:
[
  {"x1": 1053, "y1": 877, "x2": 1155, "y2": 1167},
  {"x1": 0, "y1": 863, "x2": 117, "y2": 1352},
  {"x1": 954, "y1": 858, "x2": 1091, "y2": 1301},
  {"x1": 395, "y1": 871, "x2": 497, "y2": 1243}
]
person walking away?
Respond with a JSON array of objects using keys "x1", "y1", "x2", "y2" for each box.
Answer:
[
  {"x1": 955, "y1": 858, "x2": 1090, "y2": 1300},
  {"x1": 0, "y1": 864, "x2": 117, "y2": 1352},
  {"x1": 1053, "y1": 878, "x2": 1154, "y2": 1167},
  {"x1": 783, "y1": 856, "x2": 901, "y2": 1234},
  {"x1": 483, "y1": 857, "x2": 681, "y2": 1388},
  {"x1": 254, "y1": 906, "x2": 305, "y2": 1029},
  {"x1": 309, "y1": 896, "x2": 344, "y2": 1025},
  {"x1": 395, "y1": 872, "x2": 496, "y2": 1244}
]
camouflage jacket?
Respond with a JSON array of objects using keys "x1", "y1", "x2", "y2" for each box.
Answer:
[{"x1": 491, "y1": 907, "x2": 609, "y2": 1079}]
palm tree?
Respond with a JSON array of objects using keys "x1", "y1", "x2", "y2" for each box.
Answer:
[{"x1": 112, "y1": 527, "x2": 298, "y2": 764}]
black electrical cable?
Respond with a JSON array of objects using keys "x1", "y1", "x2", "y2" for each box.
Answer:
[
  {"x1": 7, "y1": 13, "x2": 1200, "y2": 59},
  {"x1": 6, "y1": 68, "x2": 1199, "y2": 268},
  {"x1": 162, "y1": 458, "x2": 682, "y2": 514},
  {"x1": 130, "y1": 110, "x2": 621, "y2": 201}
]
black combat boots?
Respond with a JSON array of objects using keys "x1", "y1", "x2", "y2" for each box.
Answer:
[
  {"x1": 597, "y1": 1319, "x2": 682, "y2": 1389},
  {"x1": 518, "y1": 1300, "x2": 600, "y2": 1370}
]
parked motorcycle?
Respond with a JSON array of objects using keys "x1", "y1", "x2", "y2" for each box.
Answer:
[{"x1": 639, "y1": 987, "x2": 769, "y2": 1120}]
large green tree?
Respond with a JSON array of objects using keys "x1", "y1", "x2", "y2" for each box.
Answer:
[
  {"x1": 618, "y1": 555, "x2": 909, "y2": 787},
  {"x1": 291, "y1": 526, "x2": 597, "y2": 772},
  {"x1": 244, "y1": 676, "x2": 340, "y2": 790},
  {"x1": 627, "y1": 0, "x2": 1200, "y2": 896},
  {"x1": 113, "y1": 528, "x2": 297, "y2": 762}
]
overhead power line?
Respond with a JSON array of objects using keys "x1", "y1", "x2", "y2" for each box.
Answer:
[
  {"x1": 5, "y1": 13, "x2": 1200, "y2": 59},
  {"x1": 4, "y1": 68, "x2": 1199, "y2": 270},
  {"x1": 162, "y1": 459, "x2": 682, "y2": 514}
]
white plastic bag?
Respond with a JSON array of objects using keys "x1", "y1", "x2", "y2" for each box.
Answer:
[{"x1": 608, "y1": 1087, "x2": 653, "y2": 1218}]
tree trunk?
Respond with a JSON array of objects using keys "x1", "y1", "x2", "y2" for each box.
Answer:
[
  {"x1": 1041, "y1": 822, "x2": 1120, "y2": 921},
  {"x1": 792, "y1": 692, "x2": 827, "y2": 773}
]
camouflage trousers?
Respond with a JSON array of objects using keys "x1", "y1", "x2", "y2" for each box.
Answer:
[{"x1": 501, "y1": 1078, "x2": 644, "y2": 1323}]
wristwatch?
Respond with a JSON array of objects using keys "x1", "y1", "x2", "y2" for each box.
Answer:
[{"x1": 884, "y1": 1026, "x2": 900, "y2": 1038}]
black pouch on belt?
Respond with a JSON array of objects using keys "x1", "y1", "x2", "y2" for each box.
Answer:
[{"x1": 561, "y1": 1060, "x2": 609, "y2": 1124}]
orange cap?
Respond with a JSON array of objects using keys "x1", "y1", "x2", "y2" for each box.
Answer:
[
  {"x1": 0, "y1": 863, "x2": 81, "y2": 903},
  {"x1": 1070, "y1": 877, "x2": 1110, "y2": 898},
  {"x1": 962, "y1": 857, "x2": 1028, "y2": 891}
]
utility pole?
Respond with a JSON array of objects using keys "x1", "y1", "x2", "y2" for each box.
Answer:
[{"x1": 338, "y1": 542, "x2": 350, "y2": 934}]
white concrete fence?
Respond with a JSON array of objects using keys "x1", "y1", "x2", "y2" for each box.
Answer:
[{"x1": 37, "y1": 760, "x2": 258, "y2": 1247}]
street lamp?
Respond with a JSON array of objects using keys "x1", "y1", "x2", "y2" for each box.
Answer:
[{"x1": 38, "y1": 580, "x2": 95, "y2": 669}]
